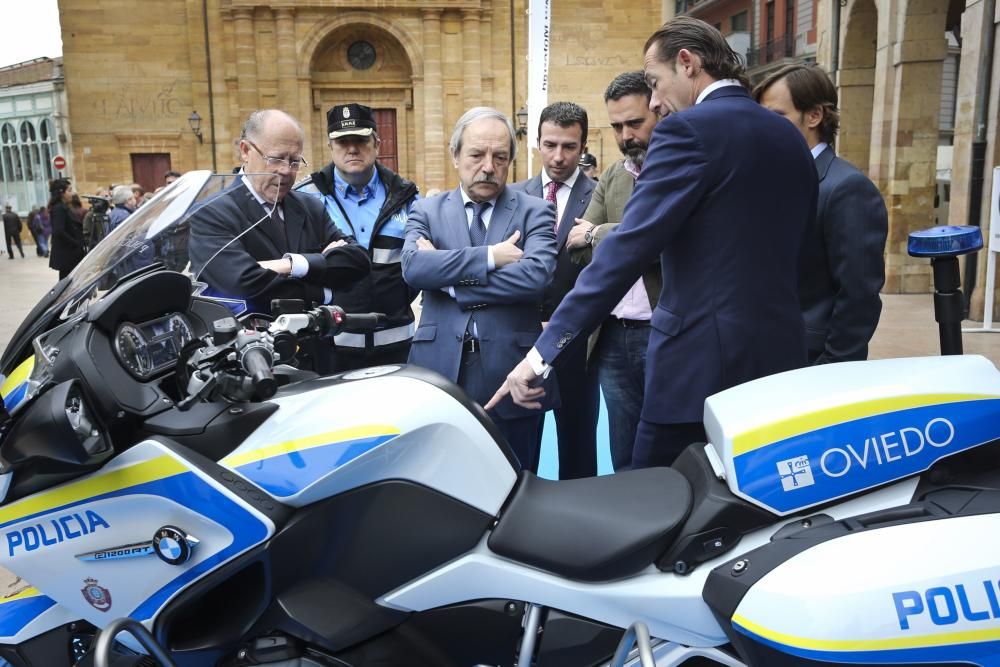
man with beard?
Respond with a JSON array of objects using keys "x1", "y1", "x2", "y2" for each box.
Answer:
[
  {"x1": 565, "y1": 71, "x2": 661, "y2": 470},
  {"x1": 488, "y1": 18, "x2": 816, "y2": 468}
]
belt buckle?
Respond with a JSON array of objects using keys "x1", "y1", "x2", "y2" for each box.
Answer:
[{"x1": 464, "y1": 337, "x2": 480, "y2": 354}]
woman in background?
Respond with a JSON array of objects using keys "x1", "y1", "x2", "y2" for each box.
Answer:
[{"x1": 48, "y1": 178, "x2": 85, "y2": 280}]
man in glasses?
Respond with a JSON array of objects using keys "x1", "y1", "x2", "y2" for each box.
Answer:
[
  {"x1": 298, "y1": 104, "x2": 421, "y2": 371},
  {"x1": 189, "y1": 109, "x2": 370, "y2": 371}
]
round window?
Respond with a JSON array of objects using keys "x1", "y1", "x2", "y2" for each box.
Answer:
[{"x1": 347, "y1": 41, "x2": 376, "y2": 70}]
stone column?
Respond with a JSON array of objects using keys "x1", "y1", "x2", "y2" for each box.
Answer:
[
  {"x1": 877, "y1": 6, "x2": 947, "y2": 293},
  {"x1": 275, "y1": 8, "x2": 298, "y2": 117},
  {"x1": 422, "y1": 9, "x2": 446, "y2": 190},
  {"x1": 233, "y1": 7, "x2": 259, "y2": 118},
  {"x1": 481, "y1": 0, "x2": 495, "y2": 105},
  {"x1": 462, "y1": 9, "x2": 484, "y2": 109}
]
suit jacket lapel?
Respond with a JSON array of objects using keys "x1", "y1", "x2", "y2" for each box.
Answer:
[
  {"x1": 237, "y1": 184, "x2": 287, "y2": 255},
  {"x1": 815, "y1": 146, "x2": 836, "y2": 183},
  {"x1": 487, "y1": 187, "x2": 516, "y2": 245},
  {"x1": 282, "y1": 193, "x2": 305, "y2": 252},
  {"x1": 445, "y1": 188, "x2": 472, "y2": 248},
  {"x1": 524, "y1": 175, "x2": 543, "y2": 198},
  {"x1": 556, "y1": 176, "x2": 594, "y2": 249}
]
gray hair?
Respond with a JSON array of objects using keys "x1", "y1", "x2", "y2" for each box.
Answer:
[
  {"x1": 111, "y1": 185, "x2": 133, "y2": 206},
  {"x1": 240, "y1": 109, "x2": 304, "y2": 143},
  {"x1": 448, "y1": 107, "x2": 518, "y2": 159}
]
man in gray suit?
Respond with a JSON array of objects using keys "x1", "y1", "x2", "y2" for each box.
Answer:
[
  {"x1": 754, "y1": 64, "x2": 887, "y2": 363},
  {"x1": 402, "y1": 107, "x2": 558, "y2": 470},
  {"x1": 512, "y1": 102, "x2": 599, "y2": 478}
]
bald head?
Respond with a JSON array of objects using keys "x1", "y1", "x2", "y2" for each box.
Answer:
[{"x1": 239, "y1": 109, "x2": 307, "y2": 203}]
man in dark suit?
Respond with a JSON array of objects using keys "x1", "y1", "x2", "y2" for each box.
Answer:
[
  {"x1": 511, "y1": 101, "x2": 599, "y2": 479},
  {"x1": 488, "y1": 17, "x2": 817, "y2": 468},
  {"x1": 189, "y1": 109, "x2": 370, "y2": 370},
  {"x1": 402, "y1": 107, "x2": 558, "y2": 471},
  {"x1": 754, "y1": 64, "x2": 887, "y2": 364}
]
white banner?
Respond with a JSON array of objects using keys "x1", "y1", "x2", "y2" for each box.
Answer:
[
  {"x1": 989, "y1": 166, "x2": 1000, "y2": 252},
  {"x1": 526, "y1": 0, "x2": 551, "y2": 176}
]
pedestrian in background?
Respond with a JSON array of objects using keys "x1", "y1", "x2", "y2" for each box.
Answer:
[
  {"x1": 34, "y1": 206, "x2": 51, "y2": 258},
  {"x1": 3, "y1": 205, "x2": 24, "y2": 259},
  {"x1": 48, "y1": 178, "x2": 86, "y2": 280},
  {"x1": 108, "y1": 185, "x2": 137, "y2": 234}
]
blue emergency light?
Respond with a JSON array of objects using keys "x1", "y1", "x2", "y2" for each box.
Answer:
[{"x1": 907, "y1": 225, "x2": 983, "y2": 258}]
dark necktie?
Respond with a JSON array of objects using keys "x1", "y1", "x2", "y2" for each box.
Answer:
[
  {"x1": 544, "y1": 181, "x2": 562, "y2": 231},
  {"x1": 468, "y1": 201, "x2": 491, "y2": 246}
]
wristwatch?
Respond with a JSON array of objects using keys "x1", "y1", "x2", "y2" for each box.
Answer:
[{"x1": 583, "y1": 226, "x2": 596, "y2": 247}]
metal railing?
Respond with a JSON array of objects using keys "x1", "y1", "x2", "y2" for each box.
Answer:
[{"x1": 746, "y1": 33, "x2": 796, "y2": 67}]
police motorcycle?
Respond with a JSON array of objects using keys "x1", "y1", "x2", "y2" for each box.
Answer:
[{"x1": 0, "y1": 170, "x2": 998, "y2": 667}]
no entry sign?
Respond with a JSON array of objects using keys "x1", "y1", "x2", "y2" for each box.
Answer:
[{"x1": 53, "y1": 155, "x2": 66, "y2": 171}]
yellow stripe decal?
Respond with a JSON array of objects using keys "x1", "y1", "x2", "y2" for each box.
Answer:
[
  {"x1": 0, "y1": 587, "x2": 41, "y2": 604},
  {"x1": 0, "y1": 456, "x2": 187, "y2": 527},
  {"x1": 220, "y1": 425, "x2": 401, "y2": 469},
  {"x1": 0, "y1": 357, "x2": 34, "y2": 399},
  {"x1": 733, "y1": 613, "x2": 1000, "y2": 651},
  {"x1": 732, "y1": 393, "x2": 999, "y2": 456}
]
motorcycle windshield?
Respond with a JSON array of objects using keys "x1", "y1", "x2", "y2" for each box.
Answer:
[
  {"x1": 56, "y1": 171, "x2": 241, "y2": 319},
  {"x1": 0, "y1": 172, "x2": 242, "y2": 380}
]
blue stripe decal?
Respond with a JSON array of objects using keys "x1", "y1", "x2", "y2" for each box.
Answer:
[
  {"x1": 0, "y1": 595, "x2": 56, "y2": 638},
  {"x1": 734, "y1": 399, "x2": 1000, "y2": 513},
  {"x1": 1, "y1": 383, "x2": 28, "y2": 413},
  {"x1": 734, "y1": 621, "x2": 1000, "y2": 666},
  {"x1": 234, "y1": 435, "x2": 396, "y2": 497}
]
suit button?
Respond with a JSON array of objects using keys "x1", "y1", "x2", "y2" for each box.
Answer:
[{"x1": 556, "y1": 333, "x2": 573, "y2": 349}]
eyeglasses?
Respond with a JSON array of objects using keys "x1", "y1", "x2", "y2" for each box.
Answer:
[{"x1": 246, "y1": 139, "x2": 308, "y2": 171}]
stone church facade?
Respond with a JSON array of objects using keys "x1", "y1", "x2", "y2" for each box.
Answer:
[{"x1": 59, "y1": 0, "x2": 665, "y2": 194}]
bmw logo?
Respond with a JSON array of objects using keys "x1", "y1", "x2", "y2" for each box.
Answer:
[{"x1": 153, "y1": 526, "x2": 198, "y2": 565}]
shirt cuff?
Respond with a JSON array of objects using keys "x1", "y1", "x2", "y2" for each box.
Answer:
[
  {"x1": 284, "y1": 253, "x2": 309, "y2": 278},
  {"x1": 527, "y1": 347, "x2": 552, "y2": 379},
  {"x1": 487, "y1": 245, "x2": 496, "y2": 272},
  {"x1": 323, "y1": 288, "x2": 333, "y2": 304}
]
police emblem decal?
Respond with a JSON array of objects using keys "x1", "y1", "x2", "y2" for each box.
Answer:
[
  {"x1": 343, "y1": 107, "x2": 350, "y2": 118},
  {"x1": 777, "y1": 455, "x2": 815, "y2": 491},
  {"x1": 152, "y1": 526, "x2": 198, "y2": 566},
  {"x1": 81, "y1": 578, "x2": 112, "y2": 612}
]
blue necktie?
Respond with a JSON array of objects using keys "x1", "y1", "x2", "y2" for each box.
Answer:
[{"x1": 468, "y1": 201, "x2": 491, "y2": 246}]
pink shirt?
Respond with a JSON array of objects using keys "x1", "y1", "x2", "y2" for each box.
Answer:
[{"x1": 609, "y1": 158, "x2": 653, "y2": 321}]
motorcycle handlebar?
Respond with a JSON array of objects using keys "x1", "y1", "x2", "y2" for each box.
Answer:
[
  {"x1": 240, "y1": 345, "x2": 277, "y2": 399},
  {"x1": 309, "y1": 306, "x2": 384, "y2": 336}
]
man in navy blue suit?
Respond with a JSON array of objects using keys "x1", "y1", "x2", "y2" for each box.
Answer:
[
  {"x1": 402, "y1": 107, "x2": 558, "y2": 470},
  {"x1": 488, "y1": 17, "x2": 818, "y2": 468},
  {"x1": 512, "y1": 102, "x2": 600, "y2": 479},
  {"x1": 754, "y1": 64, "x2": 887, "y2": 364}
]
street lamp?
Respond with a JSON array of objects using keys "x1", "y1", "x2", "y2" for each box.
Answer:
[
  {"x1": 188, "y1": 111, "x2": 204, "y2": 144},
  {"x1": 515, "y1": 106, "x2": 529, "y2": 138}
]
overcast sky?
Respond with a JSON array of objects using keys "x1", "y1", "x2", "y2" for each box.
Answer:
[{"x1": 0, "y1": 0, "x2": 62, "y2": 69}]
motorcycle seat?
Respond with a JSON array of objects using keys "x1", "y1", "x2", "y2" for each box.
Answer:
[{"x1": 487, "y1": 468, "x2": 693, "y2": 582}]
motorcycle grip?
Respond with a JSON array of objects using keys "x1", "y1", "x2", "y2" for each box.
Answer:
[
  {"x1": 241, "y1": 345, "x2": 277, "y2": 399},
  {"x1": 341, "y1": 312, "x2": 384, "y2": 333}
]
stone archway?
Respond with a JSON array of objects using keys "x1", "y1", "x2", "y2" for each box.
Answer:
[
  {"x1": 307, "y1": 23, "x2": 417, "y2": 182},
  {"x1": 838, "y1": 0, "x2": 878, "y2": 174}
]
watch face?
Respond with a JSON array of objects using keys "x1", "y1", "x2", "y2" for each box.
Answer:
[{"x1": 347, "y1": 41, "x2": 376, "y2": 70}]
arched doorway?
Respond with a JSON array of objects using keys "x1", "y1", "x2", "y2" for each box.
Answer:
[
  {"x1": 309, "y1": 25, "x2": 415, "y2": 179},
  {"x1": 838, "y1": 0, "x2": 877, "y2": 175}
]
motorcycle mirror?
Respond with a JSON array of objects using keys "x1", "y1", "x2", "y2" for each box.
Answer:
[{"x1": 1, "y1": 380, "x2": 112, "y2": 470}]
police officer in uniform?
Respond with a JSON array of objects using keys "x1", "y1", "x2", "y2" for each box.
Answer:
[{"x1": 298, "y1": 104, "x2": 421, "y2": 370}]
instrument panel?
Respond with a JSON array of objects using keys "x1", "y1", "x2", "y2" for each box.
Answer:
[{"x1": 114, "y1": 313, "x2": 194, "y2": 379}]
